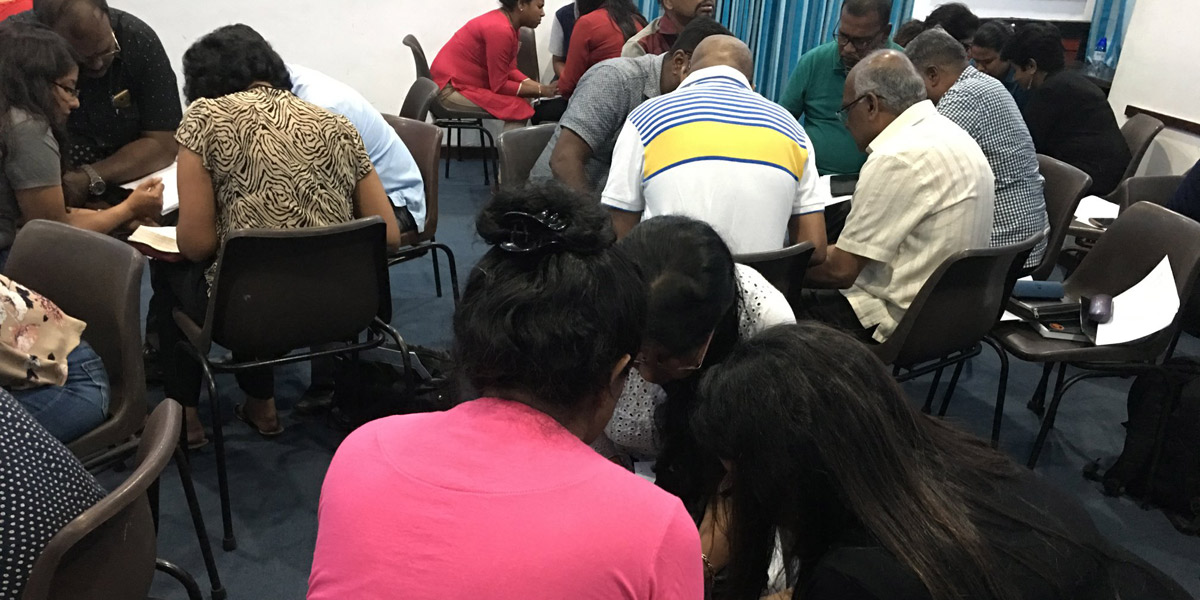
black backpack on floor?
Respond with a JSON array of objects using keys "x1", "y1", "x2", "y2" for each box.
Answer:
[
  {"x1": 1089, "y1": 357, "x2": 1200, "y2": 535},
  {"x1": 330, "y1": 344, "x2": 458, "y2": 431}
]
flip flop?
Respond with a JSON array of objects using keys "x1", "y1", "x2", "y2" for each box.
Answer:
[
  {"x1": 187, "y1": 436, "x2": 210, "y2": 451},
  {"x1": 234, "y1": 404, "x2": 285, "y2": 438}
]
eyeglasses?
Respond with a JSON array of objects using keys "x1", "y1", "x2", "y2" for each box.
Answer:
[
  {"x1": 53, "y1": 81, "x2": 80, "y2": 98},
  {"x1": 81, "y1": 30, "x2": 120, "y2": 65},
  {"x1": 833, "y1": 27, "x2": 885, "y2": 52},
  {"x1": 837, "y1": 94, "x2": 869, "y2": 123}
]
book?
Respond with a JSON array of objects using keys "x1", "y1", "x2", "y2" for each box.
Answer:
[
  {"x1": 1008, "y1": 297, "x2": 1080, "y2": 320},
  {"x1": 120, "y1": 162, "x2": 179, "y2": 215},
  {"x1": 127, "y1": 225, "x2": 180, "y2": 255}
]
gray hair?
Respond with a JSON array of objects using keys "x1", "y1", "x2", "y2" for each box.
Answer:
[
  {"x1": 851, "y1": 50, "x2": 928, "y2": 114},
  {"x1": 905, "y1": 27, "x2": 969, "y2": 70}
]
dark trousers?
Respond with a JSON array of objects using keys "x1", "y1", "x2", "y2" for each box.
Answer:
[
  {"x1": 795, "y1": 288, "x2": 878, "y2": 344},
  {"x1": 149, "y1": 260, "x2": 273, "y2": 406}
]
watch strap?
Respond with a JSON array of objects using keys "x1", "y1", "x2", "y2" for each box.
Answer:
[{"x1": 81, "y1": 164, "x2": 105, "y2": 196}]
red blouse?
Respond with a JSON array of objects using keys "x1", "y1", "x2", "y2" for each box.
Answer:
[
  {"x1": 0, "y1": 0, "x2": 33, "y2": 21},
  {"x1": 429, "y1": 9, "x2": 533, "y2": 121},
  {"x1": 557, "y1": 8, "x2": 643, "y2": 98}
]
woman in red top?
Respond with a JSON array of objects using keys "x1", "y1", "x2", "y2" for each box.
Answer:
[
  {"x1": 557, "y1": 0, "x2": 646, "y2": 97},
  {"x1": 0, "y1": 0, "x2": 32, "y2": 21},
  {"x1": 430, "y1": 0, "x2": 556, "y2": 128}
]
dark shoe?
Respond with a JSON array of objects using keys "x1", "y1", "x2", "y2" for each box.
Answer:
[
  {"x1": 143, "y1": 343, "x2": 163, "y2": 386},
  {"x1": 295, "y1": 389, "x2": 334, "y2": 415}
]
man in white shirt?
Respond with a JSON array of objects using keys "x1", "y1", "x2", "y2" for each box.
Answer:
[
  {"x1": 601, "y1": 36, "x2": 828, "y2": 260},
  {"x1": 801, "y1": 50, "x2": 994, "y2": 343}
]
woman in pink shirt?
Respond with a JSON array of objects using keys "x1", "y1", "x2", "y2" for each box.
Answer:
[
  {"x1": 308, "y1": 183, "x2": 704, "y2": 600},
  {"x1": 430, "y1": 0, "x2": 558, "y2": 128}
]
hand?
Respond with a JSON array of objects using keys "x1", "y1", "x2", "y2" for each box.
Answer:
[
  {"x1": 699, "y1": 495, "x2": 733, "y2": 573},
  {"x1": 542, "y1": 82, "x2": 558, "y2": 98},
  {"x1": 61, "y1": 170, "x2": 90, "y2": 208},
  {"x1": 126, "y1": 178, "x2": 165, "y2": 219}
]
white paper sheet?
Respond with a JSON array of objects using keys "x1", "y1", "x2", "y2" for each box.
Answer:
[
  {"x1": 1000, "y1": 310, "x2": 1022, "y2": 322},
  {"x1": 1094, "y1": 256, "x2": 1179, "y2": 346},
  {"x1": 818, "y1": 174, "x2": 852, "y2": 207},
  {"x1": 1074, "y1": 195, "x2": 1120, "y2": 221},
  {"x1": 121, "y1": 162, "x2": 179, "y2": 215}
]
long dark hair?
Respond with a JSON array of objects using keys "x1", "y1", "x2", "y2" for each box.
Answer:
[
  {"x1": 0, "y1": 22, "x2": 76, "y2": 169},
  {"x1": 618, "y1": 216, "x2": 740, "y2": 518},
  {"x1": 577, "y1": 0, "x2": 648, "y2": 41}
]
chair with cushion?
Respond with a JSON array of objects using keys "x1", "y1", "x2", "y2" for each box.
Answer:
[
  {"x1": 383, "y1": 114, "x2": 460, "y2": 302},
  {"x1": 174, "y1": 218, "x2": 410, "y2": 550},
  {"x1": 874, "y1": 233, "x2": 1041, "y2": 447},
  {"x1": 1029, "y1": 154, "x2": 1091, "y2": 280},
  {"x1": 732, "y1": 242, "x2": 816, "y2": 314},
  {"x1": 497, "y1": 123, "x2": 556, "y2": 189},
  {"x1": 403, "y1": 34, "x2": 498, "y2": 185},
  {"x1": 1115, "y1": 113, "x2": 1165, "y2": 188},
  {"x1": 992, "y1": 202, "x2": 1200, "y2": 468},
  {"x1": 399, "y1": 77, "x2": 439, "y2": 122},
  {"x1": 22, "y1": 399, "x2": 204, "y2": 600}
]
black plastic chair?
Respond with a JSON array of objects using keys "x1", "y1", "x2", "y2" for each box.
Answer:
[
  {"x1": 991, "y1": 203, "x2": 1200, "y2": 468},
  {"x1": 403, "y1": 34, "x2": 498, "y2": 185},
  {"x1": 399, "y1": 77, "x2": 439, "y2": 123},
  {"x1": 497, "y1": 123, "x2": 556, "y2": 189},
  {"x1": 1029, "y1": 155, "x2": 1091, "y2": 280},
  {"x1": 733, "y1": 242, "x2": 816, "y2": 314},
  {"x1": 23, "y1": 400, "x2": 204, "y2": 600},
  {"x1": 1115, "y1": 113, "x2": 1165, "y2": 188},
  {"x1": 174, "y1": 218, "x2": 409, "y2": 551},
  {"x1": 517, "y1": 27, "x2": 539, "y2": 81},
  {"x1": 383, "y1": 114, "x2": 460, "y2": 302},
  {"x1": 873, "y1": 233, "x2": 1041, "y2": 447},
  {"x1": 1067, "y1": 174, "x2": 1185, "y2": 242}
]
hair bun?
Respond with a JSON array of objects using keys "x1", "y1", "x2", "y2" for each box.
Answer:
[{"x1": 477, "y1": 182, "x2": 614, "y2": 256}]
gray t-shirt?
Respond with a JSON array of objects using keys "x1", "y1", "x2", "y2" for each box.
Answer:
[
  {"x1": 529, "y1": 53, "x2": 664, "y2": 191},
  {"x1": 1, "y1": 109, "x2": 62, "y2": 250}
]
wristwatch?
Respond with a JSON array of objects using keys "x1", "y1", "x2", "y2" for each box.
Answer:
[{"x1": 81, "y1": 164, "x2": 106, "y2": 196}]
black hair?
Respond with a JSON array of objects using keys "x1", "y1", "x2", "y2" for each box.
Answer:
[
  {"x1": 842, "y1": 0, "x2": 893, "y2": 28},
  {"x1": 453, "y1": 182, "x2": 647, "y2": 414},
  {"x1": 0, "y1": 22, "x2": 77, "y2": 170},
  {"x1": 577, "y1": 0, "x2": 648, "y2": 41},
  {"x1": 1001, "y1": 22, "x2": 1066, "y2": 74},
  {"x1": 893, "y1": 19, "x2": 927, "y2": 47},
  {"x1": 925, "y1": 2, "x2": 979, "y2": 44},
  {"x1": 972, "y1": 20, "x2": 1014, "y2": 51},
  {"x1": 182, "y1": 24, "x2": 292, "y2": 103},
  {"x1": 669, "y1": 16, "x2": 735, "y2": 55},
  {"x1": 618, "y1": 216, "x2": 740, "y2": 518},
  {"x1": 32, "y1": 0, "x2": 108, "y2": 28}
]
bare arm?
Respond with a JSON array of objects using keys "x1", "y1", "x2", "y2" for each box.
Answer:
[
  {"x1": 804, "y1": 246, "x2": 870, "y2": 289},
  {"x1": 789, "y1": 212, "x2": 828, "y2": 265},
  {"x1": 15, "y1": 181, "x2": 161, "y2": 234},
  {"x1": 549, "y1": 128, "x2": 596, "y2": 193},
  {"x1": 353, "y1": 169, "x2": 402, "y2": 252},
  {"x1": 175, "y1": 147, "x2": 220, "y2": 263},
  {"x1": 608, "y1": 207, "x2": 642, "y2": 240},
  {"x1": 552, "y1": 56, "x2": 567, "y2": 79},
  {"x1": 62, "y1": 131, "x2": 178, "y2": 207}
]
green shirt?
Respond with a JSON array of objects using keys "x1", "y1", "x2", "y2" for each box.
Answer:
[{"x1": 779, "y1": 40, "x2": 902, "y2": 176}]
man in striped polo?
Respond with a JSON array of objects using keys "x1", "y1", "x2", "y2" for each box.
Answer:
[{"x1": 601, "y1": 35, "x2": 828, "y2": 261}]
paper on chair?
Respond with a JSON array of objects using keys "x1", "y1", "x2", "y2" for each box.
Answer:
[
  {"x1": 818, "y1": 174, "x2": 851, "y2": 207},
  {"x1": 1074, "y1": 195, "x2": 1120, "y2": 222},
  {"x1": 121, "y1": 162, "x2": 179, "y2": 215},
  {"x1": 1094, "y1": 256, "x2": 1179, "y2": 346},
  {"x1": 1000, "y1": 310, "x2": 1022, "y2": 322},
  {"x1": 127, "y1": 225, "x2": 179, "y2": 254}
]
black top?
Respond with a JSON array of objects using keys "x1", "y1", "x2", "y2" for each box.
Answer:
[
  {"x1": 0, "y1": 389, "x2": 106, "y2": 598},
  {"x1": 1022, "y1": 70, "x2": 1131, "y2": 196},
  {"x1": 1165, "y1": 160, "x2": 1200, "y2": 222},
  {"x1": 8, "y1": 8, "x2": 182, "y2": 167},
  {"x1": 797, "y1": 469, "x2": 1189, "y2": 600}
]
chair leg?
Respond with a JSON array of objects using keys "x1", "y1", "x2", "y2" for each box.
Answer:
[
  {"x1": 921, "y1": 366, "x2": 945, "y2": 414},
  {"x1": 431, "y1": 243, "x2": 443, "y2": 298},
  {"x1": 1027, "y1": 363, "x2": 1054, "y2": 416},
  {"x1": 199, "y1": 360, "x2": 236, "y2": 551},
  {"x1": 981, "y1": 336, "x2": 1009, "y2": 448},
  {"x1": 443, "y1": 127, "x2": 451, "y2": 178},
  {"x1": 1165, "y1": 328, "x2": 1183, "y2": 362},
  {"x1": 431, "y1": 243, "x2": 461, "y2": 304},
  {"x1": 936, "y1": 360, "x2": 966, "y2": 417},
  {"x1": 155, "y1": 559, "x2": 204, "y2": 600},
  {"x1": 1027, "y1": 370, "x2": 1113, "y2": 468},
  {"x1": 479, "y1": 127, "x2": 490, "y2": 186},
  {"x1": 174, "y1": 446, "x2": 227, "y2": 600},
  {"x1": 480, "y1": 125, "x2": 499, "y2": 186}
]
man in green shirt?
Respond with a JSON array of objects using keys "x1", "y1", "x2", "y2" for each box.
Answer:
[{"x1": 780, "y1": 0, "x2": 900, "y2": 176}]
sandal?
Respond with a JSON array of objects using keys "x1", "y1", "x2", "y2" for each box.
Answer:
[
  {"x1": 234, "y1": 403, "x2": 285, "y2": 437},
  {"x1": 187, "y1": 435, "x2": 210, "y2": 451}
]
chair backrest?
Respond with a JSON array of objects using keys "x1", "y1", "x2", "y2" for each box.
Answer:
[
  {"x1": 873, "y1": 233, "x2": 1040, "y2": 367},
  {"x1": 497, "y1": 123, "x2": 556, "y2": 188},
  {"x1": 22, "y1": 399, "x2": 182, "y2": 600},
  {"x1": 399, "y1": 77, "x2": 439, "y2": 122},
  {"x1": 1065, "y1": 202, "x2": 1200, "y2": 359},
  {"x1": 517, "y1": 27, "x2": 539, "y2": 81},
  {"x1": 733, "y1": 242, "x2": 816, "y2": 311},
  {"x1": 203, "y1": 218, "x2": 391, "y2": 357},
  {"x1": 1110, "y1": 174, "x2": 1186, "y2": 211},
  {"x1": 3, "y1": 220, "x2": 146, "y2": 460},
  {"x1": 1032, "y1": 154, "x2": 1092, "y2": 280},
  {"x1": 1119, "y1": 114, "x2": 1165, "y2": 183},
  {"x1": 384, "y1": 114, "x2": 444, "y2": 241},
  {"x1": 402, "y1": 34, "x2": 433, "y2": 80}
]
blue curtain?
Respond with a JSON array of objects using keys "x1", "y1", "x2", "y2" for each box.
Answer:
[
  {"x1": 632, "y1": 0, "x2": 916, "y2": 100},
  {"x1": 1086, "y1": 0, "x2": 1136, "y2": 69}
]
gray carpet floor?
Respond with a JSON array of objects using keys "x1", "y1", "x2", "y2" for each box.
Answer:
[{"x1": 115, "y1": 160, "x2": 1199, "y2": 599}]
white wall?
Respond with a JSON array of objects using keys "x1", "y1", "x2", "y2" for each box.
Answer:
[
  {"x1": 911, "y1": 0, "x2": 1095, "y2": 22},
  {"x1": 119, "y1": 0, "x2": 572, "y2": 113},
  {"x1": 1106, "y1": 0, "x2": 1200, "y2": 175}
]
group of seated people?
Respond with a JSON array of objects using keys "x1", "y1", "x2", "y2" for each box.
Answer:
[{"x1": 1, "y1": 0, "x2": 1194, "y2": 598}]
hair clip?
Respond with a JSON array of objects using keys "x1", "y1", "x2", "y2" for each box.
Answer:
[{"x1": 499, "y1": 210, "x2": 568, "y2": 253}]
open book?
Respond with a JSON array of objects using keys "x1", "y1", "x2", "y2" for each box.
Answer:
[
  {"x1": 127, "y1": 225, "x2": 179, "y2": 254},
  {"x1": 121, "y1": 163, "x2": 179, "y2": 215}
]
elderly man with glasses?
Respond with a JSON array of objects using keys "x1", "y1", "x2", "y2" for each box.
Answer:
[{"x1": 8, "y1": 0, "x2": 181, "y2": 207}]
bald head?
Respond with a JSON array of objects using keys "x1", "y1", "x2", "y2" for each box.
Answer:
[
  {"x1": 847, "y1": 49, "x2": 927, "y2": 115},
  {"x1": 687, "y1": 35, "x2": 755, "y2": 81}
]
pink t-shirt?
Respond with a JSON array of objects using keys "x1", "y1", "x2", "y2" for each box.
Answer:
[{"x1": 308, "y1": 397, "x2": 703, "y2": 600}]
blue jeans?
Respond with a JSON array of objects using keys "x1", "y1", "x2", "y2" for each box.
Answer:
[{"x1": 11, "y1": 341, "x2": 110, "y2": 444}]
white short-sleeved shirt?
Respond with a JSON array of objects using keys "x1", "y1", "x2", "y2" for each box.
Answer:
[
  {"x1": 605, "y1": 264, "x2": 796, "y2": 456},
  {"x1": 838, "y1": 100, "x2": 995, "y2": 343},
  {"x1": 601, "y1": 66, "x2": 828, "y2": 255}
]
